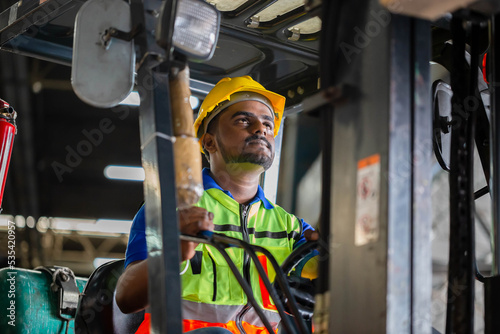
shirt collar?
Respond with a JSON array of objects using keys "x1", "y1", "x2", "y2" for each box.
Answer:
[{"x1": 202, "y1": 168, "x2": 274, "y2": 209}]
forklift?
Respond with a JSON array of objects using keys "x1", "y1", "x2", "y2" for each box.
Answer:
[{"x1": 1, "y1": 0, "x2": 500, "y2": 333}]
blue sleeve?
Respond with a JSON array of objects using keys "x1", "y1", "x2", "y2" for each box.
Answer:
[
  {"x1": 293, "y1": 219, "x2": 315, "y2": 249},
  {"x1": 124, "y1": 205, "x2": 148, "y2": 268}
]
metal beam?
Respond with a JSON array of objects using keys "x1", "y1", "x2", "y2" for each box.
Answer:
[
  {"x1": 491, "y1": 13, "x2": 500, "y2": 277},
  {"x1": 327, "y1": 1, "x2": 432, "y2": 332},
  {"x1": 138, "y1": 65, "x2": 183, "y2": 334},
  {"x1": 134, "y1": 0, "x2": 184, "y2": 329},
  {"x1": 411, "y1": 18, "x2": 432, "y2": 334}
]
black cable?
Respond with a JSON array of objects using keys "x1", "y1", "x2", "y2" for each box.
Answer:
[
  {"x1": 211, "y1": 234, "x2": 304, "y2": 334},
  {"x1": 211, "y1": 234, "x2": 310, "y2": 334},
  {"x1": 222, "y1": 241, "x2": 296, "y2": 333},
  {"x1": 249, "y1": 244, "x2": 310, "y2": 333},
  {"x1": 474, "y1": 185, "x2": 489, "y2": 200},
  {"x1": 208, "y1": 240, "x2": 276, "y2": 333},
  {"x1": 181, "y1": 233, "x2": 312, "y2": 334}
]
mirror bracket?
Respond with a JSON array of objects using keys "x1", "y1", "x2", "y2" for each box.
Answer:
[{"x1": 101, "y1": 24, "x2": 144, "y2": 49}]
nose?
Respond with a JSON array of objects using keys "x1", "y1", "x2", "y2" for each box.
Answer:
[{"x1": 252, "y1": 120, "x2": 268, "y2": 136}]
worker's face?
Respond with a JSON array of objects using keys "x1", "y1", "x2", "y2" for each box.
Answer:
[{"x1": 212, "y1": 100, "x2": 275, "y2": 170}]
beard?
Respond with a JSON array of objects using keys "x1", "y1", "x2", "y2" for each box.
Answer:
[{"x1": 217, "y1": 134, "x2": 274, "y2": 170}]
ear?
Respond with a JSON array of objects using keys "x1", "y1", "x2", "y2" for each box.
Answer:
[{"x1": 202, "y1": 133, "x2": 217, "y2": 154}]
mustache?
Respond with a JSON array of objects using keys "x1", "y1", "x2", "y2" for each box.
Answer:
[{"x1": 245, "y1": 134, "x2": 272, "y2": 150}]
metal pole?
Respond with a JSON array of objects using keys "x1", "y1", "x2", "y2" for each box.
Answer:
[
  {"x1": 411, "y1": 18, "x2": 432, "y2": 334},
  {"x1": 387, "y1": 14, "x2": 412, "y2": 334},
  {"x1": 484, "y1": 13, "x2": 500, "y2": 334},
  {"x1": 325, "y1": 4, "x2": 432, "y2": 331},
  {"x1": 312, "y1": 103, "x2": 333, "y2": 334},
  {"x1": 134, "y1": 0, "x2": 183, "y2": 331},
  {"x1": 138, "y1": 65, "x2": 183, "y2": 334},
  {"x1": 490, "y1": 14, "x2": 500, "y2": 277},
  {"x1": 445, "y1": 14, "x2": 476, "y2": 334}
]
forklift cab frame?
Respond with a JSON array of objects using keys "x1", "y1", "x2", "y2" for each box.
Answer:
[{"x1": 4, "y1": 0, "x2": 500, "y2": 333}]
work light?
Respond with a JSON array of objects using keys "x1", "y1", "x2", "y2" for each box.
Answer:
[{"x1": 170, "y1": 0, "x2": 221, "y2": 61}]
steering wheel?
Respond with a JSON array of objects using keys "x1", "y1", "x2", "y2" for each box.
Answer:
[
  {"x1": 281, "y1": 241, "x2": 319, "y2": 276},
  {"x1": 274, "y1": 241, "x2": 319, "y2": 322}
]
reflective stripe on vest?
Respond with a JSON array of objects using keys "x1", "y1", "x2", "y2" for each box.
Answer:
[
  {"x1": 135, "y1": 310, "x2": 279, "y2": 334},
  {"x1": 183, "y1": 318, "x2": 279, "y2": 334},
  {"x1": 181, "y1": 188, "x2": 302, "y2": 332},
  {"x1": 183, "y1": 300, "x2": 280, "y2": 331}
]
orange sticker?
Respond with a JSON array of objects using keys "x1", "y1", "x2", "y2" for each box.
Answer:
[{"x1": 357, "y1": 153, "x2": 380, "y2": 169}]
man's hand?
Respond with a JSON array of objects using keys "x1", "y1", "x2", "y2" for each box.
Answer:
[
  {"x1": 179, "y1": 207, "x2": 214, "y2": 261},
  {"x1": 304, "y1": 229, "x2": 319, "y2": 242}
]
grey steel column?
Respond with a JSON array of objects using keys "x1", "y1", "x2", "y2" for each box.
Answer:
[
  {"x1": 328, "y1": 1, "x2": 431, "y2": 332},
  {"x1": 386, "y1": 14, "x2": 412, "y2": 334},
  {"x1": 135, "y1": 0, "x2": 183, "y2": 331},
  {"x1": 490, "y1": 14, "x2": 500, "y2": 277},
  {"x1": 138, "y1": 66, "x2": 183, "y2": 334},
  {"x1": 445, "y1": 15, "x2": 477, "y2": 334},
  {"x1": 484, "y1": 13, "x2": 500, "y2": 334},
  {"x1": 411, "y1": 19, "x2": 432, "y2": 334}
]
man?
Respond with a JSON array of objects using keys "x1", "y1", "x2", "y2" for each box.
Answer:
[{"x1": 115, "y1": 76, "x2": 317, "y2": 333}]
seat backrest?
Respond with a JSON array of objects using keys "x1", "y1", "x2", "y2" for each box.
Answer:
[{"x1": 75, "y1": 259, "x2": 144, "y2": 334}]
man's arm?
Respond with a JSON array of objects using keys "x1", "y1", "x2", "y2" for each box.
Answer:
[
  {"x1": 115, "y1": 206, "x2": 214, "y2": 314},
  {"x1": 115, "y1": 259, "x2": 149, "y2": 314}
]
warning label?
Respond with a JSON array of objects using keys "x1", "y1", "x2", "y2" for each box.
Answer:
[{"x1": 355, "y1": 154, "x2": 381, "y2": 246}]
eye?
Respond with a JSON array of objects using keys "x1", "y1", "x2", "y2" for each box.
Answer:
[
  {"x1": 236, "y1": 117, "x2": 249, "y2": 124},
  {"x1": 264, "y1": 122, "x2": 273, "y2": 130}
]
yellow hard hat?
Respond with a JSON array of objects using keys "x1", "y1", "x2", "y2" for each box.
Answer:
[{"x1": 193, "y1": 76, "x2": 286, "y2": 145}]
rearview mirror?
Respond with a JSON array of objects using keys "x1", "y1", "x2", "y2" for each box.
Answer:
[
  {"x1": 71, "y1": 0, "x2": 135, "y2": 108},
  {"x1": 71, "y1": 0, "x2": 220, "y2": 108}
]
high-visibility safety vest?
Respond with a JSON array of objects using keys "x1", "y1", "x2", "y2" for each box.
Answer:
[{"x1": 180, "y1": 187, "x2": 303, "y2": 334}]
